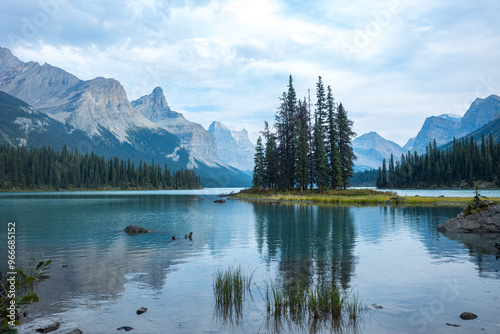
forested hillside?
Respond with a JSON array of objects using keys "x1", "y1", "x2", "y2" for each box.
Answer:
[
  {"x1": 376, "y1": 134, "x2": 500, "y2": 188},
  {"x1": 0, "y1": 145, "x2": 202, "y2": 190}
]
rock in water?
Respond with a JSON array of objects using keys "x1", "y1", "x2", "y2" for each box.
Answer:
[
  {"x1": 459, "y1": 312, "x2": 477, "y2": 320},
  {"x1": 117, "y1": 326, "x2": 134, "y2": 331},
  {"x1": 136, "y1": 307, "x2": 148, "y2": 315},
  {"x1": 124, "y1": 225, "x2": 149, "y2": 234},
  {"x1": 213, "y1": 199, "x2": 225, "y2": 203},
  {"x1": 67, "y1": 329, "x2": 83, "y2": 334},
  {"x1": 36, "y1": 322, "x2": 61, "y2": 333},
  {"x1": 437, "y1": 205, "x2": 500, "y2": 233}
]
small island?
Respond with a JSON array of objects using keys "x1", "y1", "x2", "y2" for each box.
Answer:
[{"x1": 233, "y1": 188, "x2": 500, "y2": 206}]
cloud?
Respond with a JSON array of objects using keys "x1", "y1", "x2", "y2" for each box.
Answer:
[{"x1": 2, "y1": 0, "x2": 500, "y2": 146}]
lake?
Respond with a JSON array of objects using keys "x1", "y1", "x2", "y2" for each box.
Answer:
[{"x1": 1, "y1": 189, "x2": 499, "y2": 333}]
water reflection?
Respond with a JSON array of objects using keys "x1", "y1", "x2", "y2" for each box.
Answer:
[
  {"x1": 440, "y1": 232, "x2": 500, "y2": 279},
  {"x1": 254, "y1": 204, "x2": 357, "y2": 289}
]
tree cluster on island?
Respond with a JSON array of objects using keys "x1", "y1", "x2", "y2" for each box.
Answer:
[
  {"x1": 0, "y1": 145, "x2": 202, "y2": 190},
  {"x1": 252, "y1": 76, "x2": 356, "y2": 192},
  {"x1": 377, "y1": 134, "x2": 500, "y2": 189}
]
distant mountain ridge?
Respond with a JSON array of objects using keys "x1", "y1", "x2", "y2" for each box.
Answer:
[
  {"x1": 411, "y1": 95, "x2": 500, "y2": 153},
  {"x1": 0, "y1": 47, "x2": 251, "y2": 186},
  {"x1": 208, "y1": 121, "x2": 255, "y2": 172},
  {"x1": 354, "y1": 95, "x2": 500, "y2": 173},
  {"x1": 352, "y1": 132, "x2": 406, "y2": 171}
]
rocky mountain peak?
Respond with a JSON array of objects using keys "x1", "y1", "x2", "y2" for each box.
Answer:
[
  {"x1": 132, "y1": 87, "x2": 220, "y2": 162},
  {"x1": 208, "y1": 121, "x2": 232, "y2": 132},
  {"x1": 151, "y1": 86, "x2": 170, "y2": 110},
  {"x1": 131, "y1": 86, "x2": 175, "y2": 123},
  {"x1": 0, "y1": 47, "x2": 23, "y2": 69},
  {"x1": 455, "y1": 94, "x2": 500, "y2": 138},
  {"x1": 208, "y1": 121, "x2": 254, "y2": 172}
]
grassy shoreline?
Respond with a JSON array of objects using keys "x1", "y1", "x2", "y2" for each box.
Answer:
[{"x1": 233, "y1": 188, "x2": 500, "y2": 206}]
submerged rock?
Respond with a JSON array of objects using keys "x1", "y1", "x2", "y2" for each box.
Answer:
[
  {"x1": 437, "y1": 205, "x2": 500, "y2": 233},
  {"x1": 36, "y1": 322, "x2": 61, "y2": 333},
  {"x1": 136, "y1": 307, "x2": 148, "y2": 315},
  {"x1": 66, "y1": 329, "x2": 83, "y2": 334},
  {"x1": 459, "y1": 312, "x2": 477, "y2": 320},
  {"x1": 124, "y1": 225, "x2": 149, "y2": 234},
  {"x1": 213, "y1": 199, "x2": 225, "y2": 203}
]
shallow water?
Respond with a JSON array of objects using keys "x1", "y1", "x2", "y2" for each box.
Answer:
[{"x1": 0, "y1": 189, "x2": 499, "y2": 333}]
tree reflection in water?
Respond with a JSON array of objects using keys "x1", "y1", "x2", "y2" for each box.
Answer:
[{"x1": 253, "y1": 203, "x2": 361, "y2": 333}]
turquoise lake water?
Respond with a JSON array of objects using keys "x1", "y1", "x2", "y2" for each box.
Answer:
[{"x1": 0, "y1": 189, "x2": 499, "y2": 333}]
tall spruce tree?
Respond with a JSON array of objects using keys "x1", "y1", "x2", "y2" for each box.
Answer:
[
  {"x1": 388, "y1": 154, "x2": 395, "y2": 186},
  {"x1": 275, "y1": 75, "x2": 298, "y2": 190},
  {"x1": 262, "y1": 122, "x2": 278, "y2": 189},
  {"x1": 313, "y1": 117, "x2": 329, "y2": 192},
  {"x1": 326, "y1": 85, "x2": 342, "y2": 189},
  {"x1": 252, "y1": 136, "x2": 266, "y2": 188},
  {"x1": 336, "y1": 103, "x2": 356, "y2": 189},
  {"x1": 313, "y1": 78, "x2": 329, "y2": 192},
  {"x1": 295, "y1": 99, "x2": 310, "y2": 191},
  {"x1": 315, "y1": 76, "x2": 327, "y2": 132}
]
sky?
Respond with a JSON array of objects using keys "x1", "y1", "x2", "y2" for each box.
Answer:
[{"x1": 1, "y1": 0, "x2": 500, "y2": 147}]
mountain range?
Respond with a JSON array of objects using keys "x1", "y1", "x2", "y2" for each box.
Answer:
[
  {"x1": 0, "y1": 47, "x2": 252, "y2": 186},
  {"x1": 2, "y1": 46, "x2": 498, "y2": 182},
  {"x1": 353, "y1": 95, "x2": 500, "y2": 170}
]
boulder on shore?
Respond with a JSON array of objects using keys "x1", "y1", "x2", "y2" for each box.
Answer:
[
  {"x1": 124, "y1": 225, "x2": 149, "y2": 234},
  {"x1": 437, "y1": 205, "x2": 500, "y2": 233}
]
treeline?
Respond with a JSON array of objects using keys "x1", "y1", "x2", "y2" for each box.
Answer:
[
  {"x1": 252, "y1": 76, "x2": 356, "y2": 192},
  {"x1": 0, "y1": 145, "x2": 202, "y2": 190},
  {"x1": 376, "y1": 134, "x2": 500, "y2": 188},
  {"x1": 349, "y1": 169, "x2": 378, "y2": 187}
]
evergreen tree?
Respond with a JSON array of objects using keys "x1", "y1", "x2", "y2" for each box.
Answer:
[
  {"x1": 336, "y1": 103, "x2": 356, "y2": 189},
  {"x1": 376, "y1": 167, "x2": 383, "y2": 188},
  {"x1": 312, "y1": 118, "x2": 329, "y2": 192},
  {"x1": 275, "y1": 75, "x2": 298, "y2": 190},
  {"x1": 381, "y1": 159, "x2": 387, "y2": 188},
  {"x1": 388, "y1": 154, "x2": 395, "y2": 186},
  {"x1": 252, "y1": 136, "x2": 266, "y2": 188},
  {"x1": 315, "y1": 76, "x2": 327, "y2": 131},
  {"x1": 326, "y1": 85, "x2": 342, "y2": 189},
  {"x1": 295, "y1": 99, "x2": 310, "y2": 191}
]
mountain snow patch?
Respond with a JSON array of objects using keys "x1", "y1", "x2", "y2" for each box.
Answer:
[
  {"x1": 166, "y1": 147, "x2": 181, "y2": 162},
  {"x1": 187, "y1": 154, "x2": 199, "y2": 169},
  {"x1": 14, "y1": 117, "x2": 47, "y2": 135}
]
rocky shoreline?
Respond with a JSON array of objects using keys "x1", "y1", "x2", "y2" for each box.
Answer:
[{"x1": 437, "y1": 205, "x2": 500, "y2": 233}]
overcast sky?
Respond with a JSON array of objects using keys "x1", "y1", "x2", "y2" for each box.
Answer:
[{"x1": 1, "y1": 0, "x2": 500, "y2": 146}]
